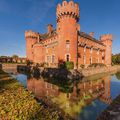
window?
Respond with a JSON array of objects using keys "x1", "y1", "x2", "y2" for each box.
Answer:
[
  {"x1": 66, "y1": 54, "x2": 70, "y2": 62},
  {"x1": 83, "y1": 55, "x2": 86, "y2": 64},
  {"x1": 66, "y1": 40, "x2": 70, "y2": 51},
  {"x1": 90, "y1": 57, "x2": 92, "y2": 64},
  {"x1": 46, "y1": 47, "x2": 48, "y2": 53},
  {"x1": 84, "y1": 46, "x2": 86, "y2": 52},
  {"x1": 52, "y1": 55, "x2": 55, "y2": 63},
  {"x1": 97, "y1": 58, "x2": 99, "y2": 63},
  {"x1": 47, "y1": 56, "x2": 51, "y2": 63},
  {"x1": 97, "y1": 50, "x2": 99, "y2": 55},
  {"x1": 90, "y1": 48, "x2": 93, "y2": 53}
]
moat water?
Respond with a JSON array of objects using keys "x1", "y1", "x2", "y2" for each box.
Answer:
[{"x1": 10, "y1": 70, "x2": 120, "y2": 120}]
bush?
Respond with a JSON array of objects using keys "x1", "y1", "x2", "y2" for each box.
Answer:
[
  {"x1": 65, "y1": 62, "x2": 74, "y2": 70},
  {"x1": 58, "y1": 60, "x2": 74, "y2": 70},
  {"x1": 58, "y1": 60, "x2": 66, "y2": 69},
  {"x1": 88, "y1": 63, "x2": 106, "y2": 68},
  {"x1": 80, "y1": 64, "x2": 85, "y2": 69},
  {"x1": 26, "y1": 60, "x2": 33, "y2": 66}
]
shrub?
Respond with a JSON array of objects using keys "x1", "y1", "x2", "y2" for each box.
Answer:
[
  {"x1": 65, "y1": 62, "x2": 74, "y2": 70},
  {"x1": 58, "y1": 60, "x2": 74, "y2": 70},
  {"x1": 58, "y1": 60, "x2": 66, "y2": 69},
  {"x1": 39, "y1": 62, "x2": 49, "y2": 67},
  {"x1": 26, "y1": 60, "x2": 33, "y2": 66},
  {"x1": 88, "y1": 63, "x2": 106, "y2": 68},
  {"x1": 80, "y1": 64, "x2": 85, "y2": 69}
]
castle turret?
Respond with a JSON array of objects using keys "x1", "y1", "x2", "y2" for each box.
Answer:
[
  {"x1": 56, "y1": 0, "x2": 80, "y2": 69},
  {"x1": 25, "y1": 31, "x2": 39, "y2": 61},
  {"x1": 100, "y1": 34, "x2": 113, "y2": 66}
]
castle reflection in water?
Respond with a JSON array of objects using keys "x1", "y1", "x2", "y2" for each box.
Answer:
[{"x1": 27, "y1": 75, "x2": 112, "y2": 118}]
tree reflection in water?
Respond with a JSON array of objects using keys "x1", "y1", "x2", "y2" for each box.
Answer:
[{"x1": 116, "y1": 71, "x2": 120, "y2": 80}]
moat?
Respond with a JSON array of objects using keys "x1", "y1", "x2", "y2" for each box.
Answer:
[{"x1": 9, "y1": 70, "x2": 120, "y2": 120}]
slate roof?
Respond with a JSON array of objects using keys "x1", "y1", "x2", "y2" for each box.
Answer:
[
  {"x1": 79, "y1": 32, "x2": 105, "y2": 46},
  {"x1": 39, "y1": 30, "x2": 105, "y2": 46},
  {"x1": 40, "y1": 30, "x2": 57, "y2": 40}
]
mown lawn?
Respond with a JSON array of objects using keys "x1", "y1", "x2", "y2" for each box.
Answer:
[{"x1": 0, "y1": 70, "x2": 61, "y2": 120}]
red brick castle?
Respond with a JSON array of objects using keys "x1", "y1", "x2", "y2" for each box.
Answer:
[{"x1": 25, "y1": 0, "x2": 113, "y2": 69}]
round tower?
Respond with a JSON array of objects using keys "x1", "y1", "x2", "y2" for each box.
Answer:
[
  {"x1": 100, "y1": 34, "x2": 113, "y2": 66},
  {"x1": 25, "y1": 30, "x2": 39, "y2": 61},
  {"x1": 56, "y1": 0, "x2": 80, "y2": 69}
]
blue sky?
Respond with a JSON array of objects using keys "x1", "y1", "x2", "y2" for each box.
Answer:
[{"x1": 0, "y1": 0, "x2": 119, "y2": 57}]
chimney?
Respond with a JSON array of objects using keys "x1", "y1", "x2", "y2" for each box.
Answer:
[
  {"x1": 89, "y1": 32, "x2": 94, "y2": 38},
  {"x1": 47, "y1": 24, "x2": 53, "y2": 34}
]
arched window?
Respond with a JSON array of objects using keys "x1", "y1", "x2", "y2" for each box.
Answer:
[
  {"x1": 66, "y1": 40, "x2": 70, "y2": 51},
  {"x1": 66, "y1": 54, "x2": 70, "y2": 62}
]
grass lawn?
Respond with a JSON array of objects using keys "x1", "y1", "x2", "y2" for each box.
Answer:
[{"x1": 0, "y1": 70, "x2": 61, "y2": 120}]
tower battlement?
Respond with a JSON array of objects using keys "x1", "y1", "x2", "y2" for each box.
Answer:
[
  {"x1": 25, "y1": 30, "x2": 39, "y2": 39},
  {"x1": 100, "y1": 34, "x2": 113, "y2": 41},
  {"x1": 57, "y1": 0, "x2": 80, "y2": 22}
]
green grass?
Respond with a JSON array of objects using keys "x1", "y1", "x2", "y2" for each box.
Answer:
[{"x1": 0, "y1": 70, "x2": 61, "y2": 120}]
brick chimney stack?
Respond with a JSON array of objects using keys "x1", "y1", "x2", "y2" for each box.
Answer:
[{"x1": 47, "y1": 24, "x2": 53, "y2": 34}]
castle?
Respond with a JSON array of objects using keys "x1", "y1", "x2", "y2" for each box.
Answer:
[{"x1": 25, "y1": 0, "x2": 113, "y2": 69}]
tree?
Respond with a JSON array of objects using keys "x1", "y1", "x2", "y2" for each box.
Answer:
[
  {"x1": 112, "y1": 53, "x2": 120, "y2": 65},
  {"x1": 116, "y1": 56, "x2": 120, "y2": 64},
  {"x1": 12, "y1": 55, "x2": 19, "y2": 59}
]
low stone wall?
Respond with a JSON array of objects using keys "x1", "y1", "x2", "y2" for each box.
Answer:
[
  {"x1": 81, "y1": 65, "x2": 120, "y2": 77},
  {"x1": 2, "y1": 63, "x2": 26, "y2": 73}
]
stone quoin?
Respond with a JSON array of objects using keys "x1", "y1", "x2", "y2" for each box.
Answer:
[{"x1": 25, "y1": 0, "x2": 113, "y2": 69}]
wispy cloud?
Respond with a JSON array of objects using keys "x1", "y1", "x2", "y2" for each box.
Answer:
[{"x1": 26, "y1": 0, "x2": 56, "y2": 25}]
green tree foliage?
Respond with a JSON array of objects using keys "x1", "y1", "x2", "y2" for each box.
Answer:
[
  {"x1": 65, "y1": 62, "x2": 74, "y2": 70},
  {"x1": 112, "y1": 54, "x2": 120, "y2": 65},
  {"x1": 58, "y1": 60, "x2": 74, "y2": 70},
  {"x1": 12, "y1": 55, "x2": 19, "y2": 59}
]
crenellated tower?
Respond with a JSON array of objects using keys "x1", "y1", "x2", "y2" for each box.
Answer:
[
  {"x1": 56, "y1": 0, "x2": 80, "y2": 68},
  {"x1": 100, "y1": 34, "x2": 113, "y2": 66},
  {"x1": 25, "y1": 31, "x2": 40, "y2": 61}
]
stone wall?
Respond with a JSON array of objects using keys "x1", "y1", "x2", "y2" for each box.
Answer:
[
  {"x1": 2, "y1": 63, "x2": 26, "y2": 73},
  {"x1": 81, "y1": 65, "x2": 120, "y2": 77}
]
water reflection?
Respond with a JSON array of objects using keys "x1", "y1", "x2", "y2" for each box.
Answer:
[
  {"x1": 116, "y1": 71, "x2": 120, "y2": 80},
  {"x1": 27, "y1": 75, "x2": 112, "y2": 119}
]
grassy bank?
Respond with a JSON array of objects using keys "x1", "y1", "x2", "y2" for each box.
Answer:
[{"x1": 0, "y1": 70, "x2": 61, "y2": 120}]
